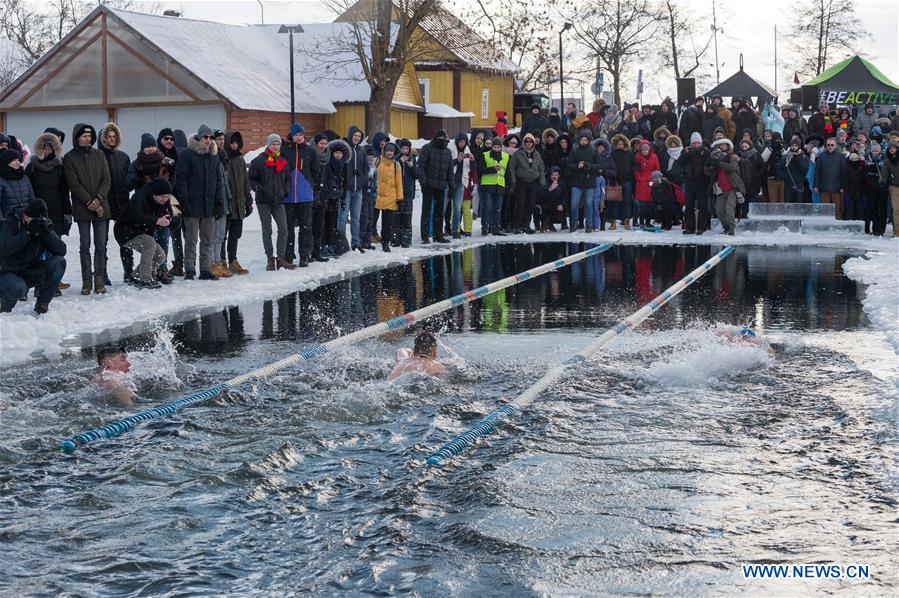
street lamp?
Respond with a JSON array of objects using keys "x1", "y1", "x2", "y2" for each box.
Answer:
[
  {"x1": 559, "y1": 22, "x2": 572, "y2": 112},
  {"x1": 278, "y1": 24, "x2": 304, "y2": 126}
]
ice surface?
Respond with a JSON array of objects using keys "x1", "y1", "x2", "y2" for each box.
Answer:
[{"x1": 749, "y1": 203, "x2": 836, "y2": 218}]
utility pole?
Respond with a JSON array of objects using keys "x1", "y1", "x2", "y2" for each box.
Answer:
[
  {"x1": 278, "y1": 25, "x2": 304, "y2": 125},
  {"x1": 257, "y1": 0, "x2": 264, "y2": 24},
  {"x1": 712, "y1": 1, "x2": 720, "y2": 85},
  {"x1": 774, "y1": 25, "x2": 778, "y2": 92}
]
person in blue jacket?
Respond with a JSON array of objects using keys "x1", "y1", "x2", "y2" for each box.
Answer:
[{"x1": 281, "y1": 124, "x2": 319, "y2": 268}]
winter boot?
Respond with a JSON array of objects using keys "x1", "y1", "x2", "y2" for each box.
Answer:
[
  {"x1": 266, "y1": 257, "x2": 276, "y2": 271},
  {"x1": 170, "y1": 261, "x2": 185, "y2": 277},
  {"x1": 276, "y1": 257, "x2": 297, "y2": 270},
  {"x1": 198, "y1": 270, "x2": 219, "y2": 281},
  {"x1": 623, "y1": 220, "x2": 631, "y2": 230},
  {"x1": 33, "y1": 302, "x2": 48, "y2": 315},
  {"x1": 382, "y1": 242, "x2": 391, "y2": 252},
  {"x1": 58, "y1": 281, "x2": 71, "y2": 290},
  {"x1": 229, "y1": 259, "x2": 249, "y2": 275},
  {"x1": 299, "y1": 256, "x2": 310, "y2": 268},
  {"x1": 93, "y1": 274, "x2": 107, "y2": 294},
  {"x1": 0, "y1": 297, "x2": 14, "y2": 312},
  {"x1": 81, "y1": 279, "x2": 92, "y2": 295},
  {"x1": 609, "y1": 221, "x2": 617, "y2": 231}
]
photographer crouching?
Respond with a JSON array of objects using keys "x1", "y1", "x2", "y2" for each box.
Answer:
[{"x1": 0, "y1": 198, "x2": 66, "y2": 314}]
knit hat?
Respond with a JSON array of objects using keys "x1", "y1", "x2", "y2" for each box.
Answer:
[
  {"x1": 23, "y1": 198, "x2": 47, "y2": 218},
  {"x1": 313, "y1": 133, "x2": 327, "y2": 145},
  {"x1": 140, "y1": 133, "x2": 157, "y2": 150},
  {"x1": 650, "y1": 170, "x2": 663, "y2": 184},
  {"x1": 789, "y1": 135, "x2": 802, "y2": 147},
  {"x1": 382, "y1": 142, "x2": 398, "y2": 156},
  {"x1": 197, "y1": 124, "x2": 213, "y2": 138},
  {"x1": 289, "y1": 123, "x2": 305, "y2": 137},
  {"x1": 0, "y1": 148, "x2": 21, "y2": 166},
  {"x1": 213, "y1": 129, "x2": 225, "y2": 139},
  {"x1": 0, "y1": 132, "x2": 9, "y2": 146},
  {"x1": 150, "y1": 178, "x2": 172, "y2": 196},
  {"x1": 690, "y1": 132, "x2": 703, "y2": 145},
  {"x1": 490, "y1": 136, "x2": 502, "y2": 147},
  {"x1": 397, "y1": 138, "x2": 412, "y2": 148},
  {"x1": 266, "y1": 134, "x2": 281, "y2": 149}
]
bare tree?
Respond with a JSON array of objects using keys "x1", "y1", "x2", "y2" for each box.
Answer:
[
  {"x1": 791, "y1": 0, "x2": 867, "y2": 77},
  {"x1": 658, "y1": 0, "x2": 712, "y2": 80},
  {"x1": 454, "y1": 0, "x2": 556, "y2": 93},
  {"x1": 570, "y1": 0, "x2": 657, "y2": 106}
]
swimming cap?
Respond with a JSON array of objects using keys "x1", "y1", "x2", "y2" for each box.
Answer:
[{"x1": 738, "y1": 328, "x2": 757, "y2": 337}]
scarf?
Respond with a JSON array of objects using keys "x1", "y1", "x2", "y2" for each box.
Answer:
[
  {"x1": 29, "y1": 154, "x2": 61, "y2": 173},
  {"x1": 572, "y1": 115, "x2": 591, "y2": 129},
  {"x1": 667, "y1": 147, "x2": 683, "y2": 161},
  {"x1": 265, "y1": 149, "x2": 287, "y2": 172},
  {"x1": 0, "y1": 164, "x2": 24, "y2": 181},
  {"x1": 823, "y1": 115, "x2": 833, "y2": 134}
]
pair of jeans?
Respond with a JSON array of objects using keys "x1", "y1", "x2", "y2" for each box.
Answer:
[
  {"x1": 225, "y1": 218, "x2": 243, "y2": 262},
  {"x1": 449, "y1": 184, "x2": 464, "y2": 234},
  {"x1": 257, "y1": 203, "x2": 287, "y2": 259},
  {"x1": 0, "y1": 255, "x2": 66, "y2": 306},
  {"x1": 570, "y1": 187, "x2": 594, "y2": 230},
  {"x1": 513, "y1": 184, "x2": 538, "y2": 230},
  {"x1": 182, "y1": 216, "x2": 215, "y2": 274},
  {"x1": 289, "y1": 202, "x2": 315, "y2": 259},
  {"x1": 212, "y1": 216, "x2": 227, "y2": 262},
  {"x1": 77, "y1": 218, "x2": 108, "y2": 280},
  {"x1": 420, "y1": 186, "x2": 447, "y2": 240},
  {"x1": 606, "y1": 181, "x2": 633, "y2": 222},
  {"x1": 170, "y1": 214, "x2": 184, "y2": 266},
  {"x1": 360, "y1": 194, "x2": 375, "y2": 244},
  {"x1": 338, "y1": 189, "x2": 363, "y2": 247},
  {"x1": 479, "y1": 188, "x2": 503, "y2": 233},
  {"x1": 124, "y1": 234, "x2": 166, "y2": 282}
]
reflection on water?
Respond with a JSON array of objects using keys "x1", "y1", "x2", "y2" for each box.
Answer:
[{"x1": 81, "y1": 244, "x2": 868, "y2": 360}]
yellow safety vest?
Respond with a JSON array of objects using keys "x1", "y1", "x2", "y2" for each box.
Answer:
[{"x1": 480, "y1": 152, "x2": 509, "y2": 187}]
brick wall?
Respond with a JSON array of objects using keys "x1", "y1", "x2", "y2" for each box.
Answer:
[{"x1": 227, "y1": 110, "x2": 327, "y2": 149}]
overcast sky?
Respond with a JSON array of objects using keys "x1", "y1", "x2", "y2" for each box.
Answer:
[{"x1": 140, "y1": 0, "x2": 898, "y2": 103}]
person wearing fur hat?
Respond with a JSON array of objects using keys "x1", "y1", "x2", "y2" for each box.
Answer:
[
  {"x1": 318, "y1": 139, "x2": 350, "y2": 253},
  {"x1": 99, "y1": 122, "x2": 134, "y2": 286},
  {"x1": 476, "y1": 136, "x2": 508, "y2": 236},
  {"x1": 586, "y1": 98, "x2": 606, "y2": 129},
  {"x1": 249, "y1": 134, "x2": 292, "y2": 270},
  {"x1": 814, "y1": 136, "x2": 848, "y2": 218},
  {"x1": 0, "y1": 198, "x2": 67, "y2": 314},
  {"x1": 634, "y1": 140, "x2": 661, "y2": 227},
  {"x1": 175, "y1": 124, "x2": 228, "y2": 280},
  {"x1": 677, "y1": 132, "x2": 711, "y2": 234},
  {"x1": 508, "y1": 132, "x2": 546, "y2": 233},
  {"x1": 777, "y1": 136, "x2": 809, "y2": 204},
  {"x1": 1, "y1": 148, "x2": 36, "y2": 219},
  {"x1": 418, "y1": 129, "x2": 454, "y2": 244},
  {"x1": 373, "y1": 142, "x2": 403, "y2": 252},
  {"x1": 393, "y1": 138, "x2": 418, "y2": 247},
  {"x1": 609, "y1": 133, "x2": 637, "y2": 230},
  {"x1": 120, "y1": 178, "x2": 175, "y2": 289},
  {"x1": 222, "y1": 131, "x2": 253, "y2": 273},
  {"x1": 26, "y1": 131, "x2": 71, "y2": 250},
  {"x1": 63, "y1": 123, "x2": 111, "y2": 295},
  {"x1": 711, "y1": 96, "x2": 736, "y2": 141},
  {"x1": 706, "y1": 138, "x2": 744, "y2": 235}
]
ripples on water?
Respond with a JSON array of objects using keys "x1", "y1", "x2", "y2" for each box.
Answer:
[{"x1": 0, "y1": 244, "x2": 896, "y2": 595}]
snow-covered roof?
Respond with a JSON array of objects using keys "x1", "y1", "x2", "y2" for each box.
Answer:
[
  {"x1": 417, "y1": 6, "x2": 518, "y2": 75},
  {"x1": 424, "y1": 103, "x2": 474, "y2": 118},
  {"x1": 109, "y1": 9, "x2": 410, "y2": 113}
]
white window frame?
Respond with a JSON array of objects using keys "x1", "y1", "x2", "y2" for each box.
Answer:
[
  {"x1": 418, "y1": 78, "x2": 430, "y2": 105},
  {"x1": 481, "y1": 88, "x2": 489, "y2": 120}
]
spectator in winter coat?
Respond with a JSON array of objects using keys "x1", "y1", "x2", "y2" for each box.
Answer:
[
  {"x1": 814, "y1": 137, "x2": 848, "y2": 218},
  {"x1": 26, "y1": 132, "x2": 70, "y2": 241},
  {"x1": 864, "y1": 143, "x2": 887, "y2": 235},
  {"x1": 521, "y1": 104, "x2": 549, "y2": 139},
  {"x1": 494, "y1": 111, "x2": 509, "y2": 138},
  {"x1": 777, "y1": 136, "x2": 809, "y2": 204},
  {"x1": 207, "y1": 130, "x2": 232, "y2": 279},
  {"x1": 733, "y1": 100, "x2": 759, "y2": 143},
  {"x1": 711, "y1": 96, "x2": 736, "y2": 141},
  {"x1": 281, "y1": 124, "x2": 319, "y2": 268},
  {"x1": 706, "y1": 138, "x2": 744, "y2": 235},
  {"x1": 589, "y1": 138, "x2": 615, "y2": 231},
  {"x1": 155, "y1": 126, "x2": 183, "y2": 275},
  {"x1": 855, "y1": 103, "x2": 878, "y2": 137},
  {"x1": 634, "y1": 141, "x2": 661, "y2": 226},
  {"x1": 610, "y1": 133, "x2": 637, "y2": 229},
  {"x1": 678, "y1": 98, "x2": 705, "y2": 145},
  {"x1": 249, "y1": 134, "x2": 292, "y2": 270},
  {"x1": 677, "y1": 132, "x2": 711, "y2": 234},
  {"x1": 63, "y1": 123, "x2": 111, "y2": 295},
  {"x1": 537, "y1": 166, "x2": 567, "y2": 231},
  {"x1": 834, "y1": 107, "x2": 856, "y2": 137},
  {"x1": 781, "y1": 106, "x2": 808, "y2": 147},
  {"x1": 808, "y1": 103, "x2": 835, "y2": 138},
  {"x1": 883, "y1": 141, "x2": 899, "y2": 237},
  {"x1": 652, "y1": 127, "x2": 672, "y2": 160},
  {"x1": 448, "y1": 132, "x2": 475, "y2": 237},
  {"x1": 617, "y1": 111, "x2": 640, "y2": 139},
  {"x1": 418, "y1": 129, "x2": 454, "y2": 243},
  {"x1": 595, "y1": 105, "x2": 619, "y2": 141},
  {"x1": 0, "y1": 199, "x2": 66, "y2": 314},
  {"x1": 567, "y1": 131, "x2": 603, "y2": 233},
  {"x1": 394, "y1": 138, "x2": 418, "y2": 247},
  {"x1": 175, "y1": 124, "x2": 227, "y2": 280},
  {"x1": 539, "y1": 128, "x2": 564, "y2": 173},
  {"x1": 508, "y1": 132, "x2": 546, "y2": 233},
  {"x1": 660, "y1": 135, "x2": 685, "y2": 186},
  {"x1": 738, "y1": 138, "x2": 765, "y2": 216},
  {"x1": 702, "y1": 105, "x2": 726, "y2": 143},
  {"x1": 373, "y1": 142, "x2": 403, "y2": 252},
  {"x1": 99, "y1": 122, "x2": 133, "y2": 285},
  {"x1": 340, "y1": 125, "x2": 368, "y2": 252},
  {"x1": 843, "y1": 151, "x2": 868, "y2": 224},
  {"x1": 477, "y1": 137, "x2": 509, "y2": 236},
  {"x1": 761, "y1": 102, "x2": 785, "y2": 135},
  {"x1": 650, "y1": 171, "x2": 676, "y2": 230},
  {"x1": 320, "y1": 139, "x2": 350, "y2": 253},
  {"x1": 120, "y1": 178, "x2": 173, "y2": 289},
  {"x1": 223, "y1": 131, "x2": 253, "y2": 273},
  {"x1": 0, "y1": 149, "x2": 36, "y2": 219},
  {"x1": 126, "y1": 134, "x2": 172, "y2": 192},
  {"x1": 651, "y1": 102, "x2": 679, "y2": 137},
  {"x1": 547, "y1": 107, "x2": 563, "y2": 132}
]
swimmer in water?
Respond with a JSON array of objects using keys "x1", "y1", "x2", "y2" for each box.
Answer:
[
  {"x1": 387, "y1": 331, "x2": 449, "y2": 381},
  {"x1": 92, "y1": 346, "x2": 136, "y2": 406},
  {"x1": 717, "y1": 327, "x2": 773, "y2": 354}
]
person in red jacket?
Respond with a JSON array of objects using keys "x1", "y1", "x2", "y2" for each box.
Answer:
[
  {"x1": 494, "y1": 111, "x2": 509, "y2": 138},
  {"x1": 634, "y1": 140, "x2": 660, "y2": 226}
]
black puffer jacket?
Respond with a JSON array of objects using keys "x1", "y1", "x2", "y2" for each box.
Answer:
[
  {"x1": 677, "y1": 145, "x2": 710, "y2": 183},
  {"x1": 343, "y1": 125, "x2": 368, "y2": 193},
  {"x1": 0, "y1": 210, "x2": 67, "y2": 274},
  {"x1": 248, "y1": 150, "x2": 290, "y2": 206},
  {"x1": 25, "y1": 132, "x2": 70, "y2": 233},
  {"x1": 418, "y1": 134, "x2": 454, "y2": 190},
  {"x1": 98, "y1": 122, "x2": 131, "y2": 221},
  {"x1": 567, "y1": 141, "x2": 603, "y2": 188},
  {"x1": 121, "y1": 183, "x2": 172, "y2": 241},
  {"x1": 173, "y1": 134, "x2": 226, "y2": 218}
]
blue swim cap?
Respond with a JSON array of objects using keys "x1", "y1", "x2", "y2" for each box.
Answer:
[{"x1": 738, "y1": 328, "x2": 757, "y2": 337}]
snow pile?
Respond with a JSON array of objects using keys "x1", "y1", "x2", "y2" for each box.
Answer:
[{"x1": 843, "y1": 249, "x2": 899, "y2": 354}]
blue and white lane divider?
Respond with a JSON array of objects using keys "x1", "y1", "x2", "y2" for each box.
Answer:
[
  {"x1": 60, "y1": 242, "x2": 615, "y2": 454},
  {"x1": 426, "y1": 245, "x2": 735, "y2": 466}
]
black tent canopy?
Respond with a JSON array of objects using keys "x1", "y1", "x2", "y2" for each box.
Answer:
[{"x1": 704, "y1": 68, "x2": 776, "y2": 107}]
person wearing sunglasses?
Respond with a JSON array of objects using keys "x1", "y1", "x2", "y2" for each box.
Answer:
[
  {"x1": 813, "y1": 136, "x2": 848, "y2": 219},
  {"x1": 156, "y1": 127, "x2": 183, "y2": 276},
  {"x1": 173, "y1": 124, "x2": 227, "y2": 280}
]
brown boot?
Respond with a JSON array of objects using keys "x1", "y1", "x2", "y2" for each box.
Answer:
[
  {"x1": 58, "y1": 281, "x2": 71, "y2": 290},
  {"x1": 266, "y1": 257, "x2": 276, "y2": 271},
  {"x1": 93, "y1": 274, "x2": 107, "y2": 294},
  {"x1": 609, "y1": 221, "x2": 617, "y2": 231},
  {"x1": 623, "y1": 220, "x2": 631, "y2": 230},
  {"x1": 229, "y1": 259, "x2": 249, "y2": 275},
  {"x1": 81, "y1": 279, "x2": 92, "y2": 295},
  {"x1": 212, "y1": 262, "x2": 233, "y2": 278},
  {"x1": 276, "y1": 256, "x2": 297, "y2": 270}
]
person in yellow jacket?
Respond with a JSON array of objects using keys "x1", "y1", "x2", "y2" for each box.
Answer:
[{"x1": 374, "y1": 142, "x2": 403, "y2": 252}]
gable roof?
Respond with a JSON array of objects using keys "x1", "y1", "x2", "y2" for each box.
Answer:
[
  {"x1": 804, "y1": 55, "x2": 899, "y2": 92},
  {"x1": 703, "y1": 68, "x2": 777, "y2": 104}
]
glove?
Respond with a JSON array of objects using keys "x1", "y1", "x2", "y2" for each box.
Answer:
[
  {"x1": 214, "y1": 202, "x2": 225, "y2": 218},
  {"x1": 26, "y1": 219, "x2": 45, "y2": 236},
  {"x1": 245, "y1": 201, "x2": 253, "y2": 217}
]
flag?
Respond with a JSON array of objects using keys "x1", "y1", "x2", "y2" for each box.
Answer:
[{"x1": 793, "y1": 72, "x2": 800, "y2": 84}]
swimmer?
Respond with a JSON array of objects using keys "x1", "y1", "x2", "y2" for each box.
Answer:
[
  {"x1": 92, "y1": 346, "x2": 136, "y2": 406},
  {"x1": 387, "y1": 331, "x2": 449, "y2": 381},
  {"x1": 717, "y1": 327, "x2": 773, "y2": 353}
]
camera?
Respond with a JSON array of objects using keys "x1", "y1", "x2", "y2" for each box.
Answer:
[{"x1": 26, "y1": 216, "x2": 53, "y2": 236}]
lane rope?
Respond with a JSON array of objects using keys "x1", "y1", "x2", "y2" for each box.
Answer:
[
  {"x1": 426, "y1": 245, "x2": 735, "y2": 466},
  {"x1": 60, "y1": 242, "x2": 616, "y2": 454}
]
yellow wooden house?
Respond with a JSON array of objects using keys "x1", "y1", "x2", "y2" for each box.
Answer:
[{"x1": 335, "y1": 1, "x2": 518, "y2": 130}]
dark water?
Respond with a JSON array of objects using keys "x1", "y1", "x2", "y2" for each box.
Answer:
[{"x1": 1, "y1": 243, "x2": 895, "y2": 595}]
